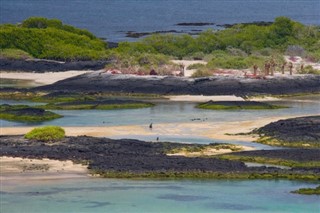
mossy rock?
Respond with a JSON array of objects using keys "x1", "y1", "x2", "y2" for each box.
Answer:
[
  {"x1": 197, "y1": 101, "x2": 287, "y2": 110},
  {"x1": 40, "y1": 99, "x2": 155, "y2": 110},
  {"x1": 292, "y1": 185, "x2": 320, "y2": 195},
  {"x1": 0, "y1": 104, "x2": 62, "y2": 122},
  {"x1": 25, "y1": 126, "x2": 65, "y2": 142}
]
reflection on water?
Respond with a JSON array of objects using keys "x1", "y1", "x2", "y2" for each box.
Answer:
[
  {"x1": 110, "y1": 134, "x2": 276, "y2": 150},
  {"x1": 1, "y1": 178, "x2": 319, "y2": 213},
  {"x1": 0, "y1": 78, "x2": 42, "y2": 88}
]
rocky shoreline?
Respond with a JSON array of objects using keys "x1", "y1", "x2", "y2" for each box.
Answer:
[
  {"x1": 1, "y1": 135, "x2": 319, "y2": 179},
  {"x1": 35, "y1": 72, "x2": 320, "y2": 96},
  {"x1": 254, "y1": 115, "x2": 320, "y2": 147}
]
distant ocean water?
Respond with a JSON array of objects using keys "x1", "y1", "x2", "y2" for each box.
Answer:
[{"x1": 1, "y1": 0, "x2": 319, "y2": 42}]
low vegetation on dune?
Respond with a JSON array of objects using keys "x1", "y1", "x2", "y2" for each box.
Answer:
[
  {"x1": 1, "y1": 16, "x2": 319, "y2": 73},
  {"x1": 0, "y1": 104, "x2": 62, "y2": 122},
  {"x1": 24, "y1": 126, "x2": 65, "y2": 142},
  {"x1": 110, "y1": 16, "x2": 319, "y2": 72}
]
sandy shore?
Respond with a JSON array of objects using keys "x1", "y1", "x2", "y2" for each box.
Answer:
[
  {"x1": 171, "y1": 60, "x2": 207, "y2": 77},
  {"x1": 0, "y1": 115, "x2": 301, "y2": 142},
  {"x1": 0, "y1": 70, "x2": 93, "y2": 85},
  {"x1": 167, "y1": 145, "x2": 255, "y2": 157},
  {"x1": 0, "y1": 156, "x2": 88, "y2": 181}
]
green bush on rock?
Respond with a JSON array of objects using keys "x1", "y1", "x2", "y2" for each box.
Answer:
[{"x1": 25, "y1": 126, "x2": 65, "y2": 142}]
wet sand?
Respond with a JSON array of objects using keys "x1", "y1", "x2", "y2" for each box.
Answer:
[{"x1": 0, "y1": 115, "x2": 300, "y2": 142}]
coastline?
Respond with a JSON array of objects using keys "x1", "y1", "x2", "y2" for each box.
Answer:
[
  {"x1": 1, "y1": 70, "x2": 93, "y2": 85},
  {"x1": 0, "y1": 115, "x2": 303, "y2": 141},
  {"x1": 0, "y1": 156, "x2": 89, "y2": 183}
]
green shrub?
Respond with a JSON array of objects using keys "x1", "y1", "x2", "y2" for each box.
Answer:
[
  {"x1": 191, "y1": 69, "x2": 214, "y2": 78},
  {"x1": 0, "y1": 18, "x2": 107, "y2": 61},
  {"x1": 187, "y1": 63, "x2": 206, "y2": 70},
  {"x1": 25, "y1": 126, "x2": 65, "y2": 141},
  {"x1": 0, "y1": 48, "x2": 33, "y2": 59},
  {"x1": 299, "y1": 65, "x2": 320, "y2": 74}
]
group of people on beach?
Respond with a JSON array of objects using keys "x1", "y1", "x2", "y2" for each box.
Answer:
[{"x1": 252, "y1": 59, "x2": 299, "y2": 77}]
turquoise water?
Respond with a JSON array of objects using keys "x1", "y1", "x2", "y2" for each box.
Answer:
[
  {"x1": 0, "y1": 78, "x2": 42, "y2": 89},
  {"x1": 1, "y1": 96, "x2": 319, "y2": 212},
  {"x1": 1, "y1": 97, "x2": 319, "y2": 127},
  {"x1": 1, "y1": 178, "x2": 319, "y2": 213}
]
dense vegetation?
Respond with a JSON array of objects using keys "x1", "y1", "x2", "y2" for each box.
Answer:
[
  {"x1": 1, "y1": 16, "x2": 319, "y2": 71},
  {"x1": 0, "y1": 17, "x2": 107, "y2": 61},
  {"x1": 110, "y1": 16, "x2": 320, "y2": 72},
  {"x1": 0, "y1": 104, "x2": 62, "y2": 122},
  {"x1": 24, "y1": 126, "x2": 65, "y2": 141}
]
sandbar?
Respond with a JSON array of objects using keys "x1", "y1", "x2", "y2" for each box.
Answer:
[{"x1": 0, "y1": 115, "x2": 305, "y2": 142}]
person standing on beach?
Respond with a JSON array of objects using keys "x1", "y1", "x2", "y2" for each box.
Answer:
[
  {"x1": 270, "y1": 59, "x2": 276, "y2": 76},
  {"x1": 281, "y1": 62, "x2": 286, "y2": 74},
  {"x1": 264, "y1": 62, "x2": 270, "y2": 76},
  {"x1": 288, "y1": 62, "x2": 293, "y2": 75},
  {"x1": 300, "y1": 64, "x2": 304, "y2": 72},
  {"x1": 253, "y1": 64, "x2": 258, "y2": 76}
]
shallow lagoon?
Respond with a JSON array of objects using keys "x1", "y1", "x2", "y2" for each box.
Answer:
[
  {"x1": 1, "y1": 96, "x2": 319, "y2": 127},
  {"x1": 1, "y1": 96, "x2": 319, "y2": 212},
  {"x1": 1, "y1": 178, "x2": 319, "y2": 213}
]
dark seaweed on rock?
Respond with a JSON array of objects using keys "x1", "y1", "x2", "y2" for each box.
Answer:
[
  {"x1": 256, "y1": 116, "x2": 320, "y2": 143},
  {"x1": 0, "y1": 136, "x2": 275, "y2": 174},
  {"x1": 230, "y1": 149, "x2": 320, "y2": 162}
]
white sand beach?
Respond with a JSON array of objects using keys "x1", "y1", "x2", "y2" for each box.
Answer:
[
  {"x1": 0, "y1": 157, "x2": 89, "y2": 182},
  {"x1": 0, "y1": 70, "x2": 93, "y2": 85}
]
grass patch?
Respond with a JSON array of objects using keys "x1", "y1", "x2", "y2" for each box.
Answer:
[
  {"x1": 247, "y1": 92, "x2": 320, "y2": 99},
  {"x1": 217, "y1": 154, "x2": 320, "y2": 168},
  {"x1": 256, "y1": 136, "x2": 320, "y2": 148},
  {"x1": 40, "y1": 102, "x2": 155, "y2": 110},
  {"x1": 197, "y1": 101, "x2": 286, "y2": 110},
  {"x1": 292, "y1": 185, "x2": 320, "y2": 195},
  {"x1": 0, "y1": 104, "x2": 62, "y2": 122},
  {"x1": 92, "y1": 170, "x2": 320, "y2": 181},
  {"x1": 0, "y1": 48, "x2": 33, "y2": 59},
  {"x1": 0, "y1": 91, "x2": 164, "y2": 102},
  {"x1": 25, "y1": 126, "x2": 65, "y2": 142},
  {"x1": 166, "y1": 144, "x2": 243, "y2": 155},
  {"x1": 0, "y1": 91, "x2": 44, "y2": 101}
]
